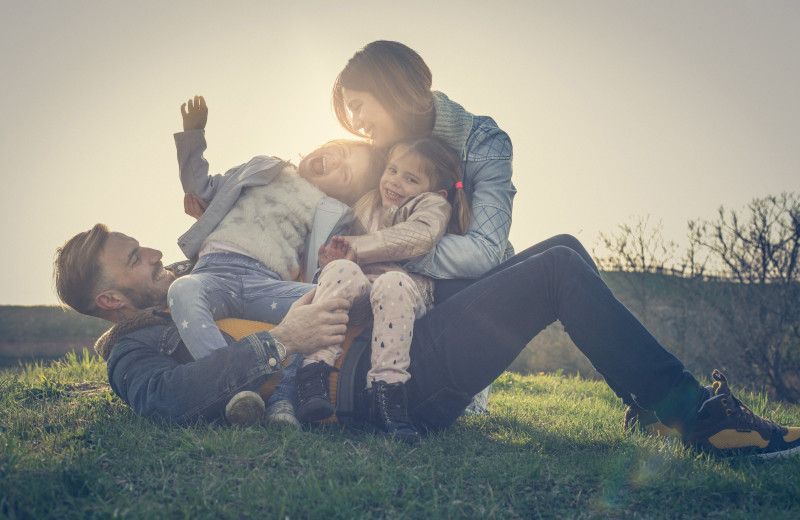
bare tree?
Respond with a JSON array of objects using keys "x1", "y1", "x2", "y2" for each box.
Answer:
[
  {"x1": 691, "y1": 193, "x2": 800, "y2": 401},
  {"x1": 592, "y1": 193, "x2": 800, "y2": 402},
  {"x1": 593, "y1": 216, "x2": 680, "y2": 323},
  {"x1": 594, "y1": 215, "x2": 679, "y2": 273}
]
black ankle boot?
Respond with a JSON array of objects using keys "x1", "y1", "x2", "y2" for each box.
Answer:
[
  {"x1": 296, "y1": 361, "x2": 338, "y2": 423},
  {"x1": 367, "y1": 381, "x2": 420, "y2": 444}
]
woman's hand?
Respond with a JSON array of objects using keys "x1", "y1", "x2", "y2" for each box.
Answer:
[{"x1": 184, "y1": 193, "x2": 209, "y2": 219}]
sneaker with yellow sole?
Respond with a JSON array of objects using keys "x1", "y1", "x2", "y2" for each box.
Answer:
[
  {"x1": 623, "y1": 403, "x2": 679, "y2": 437},
  {"x1": 686, "y1": 370, "x2": 800, "y2": 458}
]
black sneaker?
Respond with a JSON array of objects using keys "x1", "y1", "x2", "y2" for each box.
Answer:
[
  {"x1": 296, "y1": 361, "x2": 338, "y2": 423},
  {"x1": 623, "y1": 403, "x2": 678, "y2": 437},
  {"x1": 686, "y1": 370, "x2": 800, "y2": 458},
  {"x1": 367, "y1": 381, "x2": 420, "y2": 444}
]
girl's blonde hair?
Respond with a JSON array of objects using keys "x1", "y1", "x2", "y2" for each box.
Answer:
[
  {"x1": 332, "y1": 41, "x2": 434, "y2": 144},
  {"x1": 384, "y1": 137, "x2": 471, "y2": 235}
]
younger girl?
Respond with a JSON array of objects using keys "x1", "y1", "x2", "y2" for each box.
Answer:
[{"x1": 295, "y1": 136, "x2": 470, "y2": 442}]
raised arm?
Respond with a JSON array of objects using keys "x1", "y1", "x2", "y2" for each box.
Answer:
[{"x1": 174, "y1": 95, "x2": 243, "y2": 201}]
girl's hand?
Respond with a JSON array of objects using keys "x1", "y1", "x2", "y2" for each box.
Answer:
[
  {"x1": 184, "y1": 193, "x2": 208, "y2": 219},
  {"x1": 328, "y1": 236, "x2": 351, "y2": 256},
  {"x1": 318, "y1": 237, "x2": 355, "y2": 268},
  {"x1": 181, "y1": 95, "x2": 208, "y2": 131}
]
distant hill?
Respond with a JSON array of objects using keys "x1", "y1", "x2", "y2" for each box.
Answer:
[
  {"x1": 0, "y1": 305, "x2": 108, "y2": 363},
  {"x1": 0, "y1": 305, "x2": 108, "y2": 341}
]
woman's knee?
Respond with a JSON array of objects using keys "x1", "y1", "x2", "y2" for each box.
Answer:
[
  {"x1": 521, "y1": 245, "x2": 592, "y2": 275},
  {"x1": 542, "y1": 235, "x2": 596, "y2": 271},
  {"x1": 550, "y1": 233, "x2": 583, "y2": 251}
]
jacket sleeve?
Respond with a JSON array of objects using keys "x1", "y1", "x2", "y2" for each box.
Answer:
[
  {"x1": 406, "y1": 127, "x2": 515, "y2": 279},
  {"x1": 174, "y1": 129, "x2": 245, "y2": 201},
  {"x1": 107, "y1": 328, "x2": 285, "y2": 423},
  {"x1": 303, "y1": 198, "x2": 355, "y2": 283},
  {"x1": 341, "y1": 193, "x2": 451, "y2": 266}
]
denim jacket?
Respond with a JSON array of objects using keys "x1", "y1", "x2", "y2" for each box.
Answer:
[
  {"x1": 102, "y1": 309, "x2": 285, "y2": 423},
  {"x1": 405, "y1": 92, "x2": 516, "y2": 279},
  {"x1": 174, "y1": 130, "x2": 354, "y2": 282}
]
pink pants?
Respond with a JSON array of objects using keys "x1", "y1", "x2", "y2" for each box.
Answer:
[{"x1": 304, "y1": 260, "x2": 427, "y2": 387}]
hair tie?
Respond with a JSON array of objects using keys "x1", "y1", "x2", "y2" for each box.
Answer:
[{"x1": 455, "y1": 182, "x2": 463, "y2": 189}]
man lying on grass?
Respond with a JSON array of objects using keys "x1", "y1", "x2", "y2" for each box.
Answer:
[{"x1": 53, "y1": 223, "x2": 800, "y2": 458}]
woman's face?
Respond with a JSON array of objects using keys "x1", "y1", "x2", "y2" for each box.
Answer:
[{"x1": 342, "y1": 88, "x2": 408, "y2": 149}]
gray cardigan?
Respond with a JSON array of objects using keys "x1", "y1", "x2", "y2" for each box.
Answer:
[{"x1": 174, "y1": 130, "x2": 354, "y2": 282}]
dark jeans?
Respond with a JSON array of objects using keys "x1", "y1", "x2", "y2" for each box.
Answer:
[{"x1": 406, "y1": 235, "x2": 703, "y2": 429}]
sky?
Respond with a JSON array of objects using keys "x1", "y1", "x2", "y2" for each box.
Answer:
[{"x1": 1, "y1": 0, "x2": 798, "y2": 305}]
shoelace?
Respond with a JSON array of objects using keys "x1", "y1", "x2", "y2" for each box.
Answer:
[
  {"x1": 711, "y1": 369, "x2": 784, "y2": 435},
  {"x1": 720, "y1": 389, "x2": 781, "y2": 431},
  {"x1": 298, "y1": 366, "x2": 330, "y2": 402},
  {"x1": 735, "y1": 395, "x2": 781, "y2": 430},
  {"x1": 378, "y1": 390, "x2": 411, "y2": 425}
]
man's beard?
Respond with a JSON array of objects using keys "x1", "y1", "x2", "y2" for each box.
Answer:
[{"x1": 118, "y1": 285, "x2": 167, "y2": 310}]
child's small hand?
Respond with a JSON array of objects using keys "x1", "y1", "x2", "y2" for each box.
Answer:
[
  {"x1": 184, "y1": 193, "x2": 208, "y2": 219},
  {"x1": 328, "y1": 236, "x2": 351, "y2": 256},
  {"x1": 317, "y1": 244, "x2": 332, "y2": 269},
  {"x1": 317, "y1": 237, "x2": 355, "y2": 268},
  {"x1": 329, "y1": 236, "x2": 357, "y2": 261},
  {"x1": 181, "y1": 95, "x2": 208, "y2": 131}
]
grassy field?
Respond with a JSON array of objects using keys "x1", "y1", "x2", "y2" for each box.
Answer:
[{"x1": 2, "y1": 352, "x2": 800, "y2": 519}]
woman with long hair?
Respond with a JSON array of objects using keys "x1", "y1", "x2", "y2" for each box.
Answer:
[{"x1": 332, "y1": 41, "x2": 516, "y2": 303}]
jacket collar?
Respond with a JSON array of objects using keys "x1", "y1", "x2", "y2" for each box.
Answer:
[
  {"x1": 94, "y1": 307, "x2": 169, "y2": 361},
  {"x1": 431, "y1": 91, "x2": 474, "y2": 154}
]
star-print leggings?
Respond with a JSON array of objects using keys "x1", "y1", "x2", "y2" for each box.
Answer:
[{"x1": 303, "y1": 259, "x2": 427, "y2": 387}]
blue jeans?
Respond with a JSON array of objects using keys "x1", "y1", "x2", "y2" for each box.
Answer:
[
  {"x1": 168, "y1": 252, "x2": 313, "y2": 406},
  {"x1": 405, "y1": 235, "x2": 704, "y2": 430}
]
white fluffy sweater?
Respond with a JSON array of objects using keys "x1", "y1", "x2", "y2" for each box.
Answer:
[{"x1": 203, "y1": 166, "x2": 324, "y2": 281}]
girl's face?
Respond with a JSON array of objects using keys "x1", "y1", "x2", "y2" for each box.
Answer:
[
  {"x1": 379, "y1": 150, "x2": 446, "y2": 209},
  {"x1": 342, "y1": 88, "x2": 408, "y2": 149}
]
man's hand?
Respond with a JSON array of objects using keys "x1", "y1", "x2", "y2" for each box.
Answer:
[
  {"x1": 184, "y1": 193, "x2": 208, "y2": 219},
  {"x1": 181, "y1": 95, "x2": 208, "y2": 131},
  {"x1": 317, "y1": 236, "x2": 356, "y2": 268},
  {"x1": 269, "y1": 289, "x2": 350, "y2": 356}
]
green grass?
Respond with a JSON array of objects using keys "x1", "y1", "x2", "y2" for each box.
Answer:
[{"x1": 2, "y1": 353, "x2": 800, "y2": 519}]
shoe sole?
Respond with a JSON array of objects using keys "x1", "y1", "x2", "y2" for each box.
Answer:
[
  {"x1": 265, "y1": 413, "x2": 301, "y2": 430},
  {"x1": 297, "y1": 398, "x2": 335, "y2": 423},
  {"x1": 755, "y1": 444, "x2": 800, "y2": 459},
  {"x1": 225, "y1": 391, "x2": 265, "y2": 427}
]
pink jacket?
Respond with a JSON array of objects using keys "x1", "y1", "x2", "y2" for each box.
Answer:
[{"x1": 341, "y1": 191, "x2": 452, "y2": 306}]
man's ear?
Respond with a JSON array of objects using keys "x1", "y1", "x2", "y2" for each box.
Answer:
[{"x1": 95, "y1": 290, "x2": 125, "y2": 311}]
